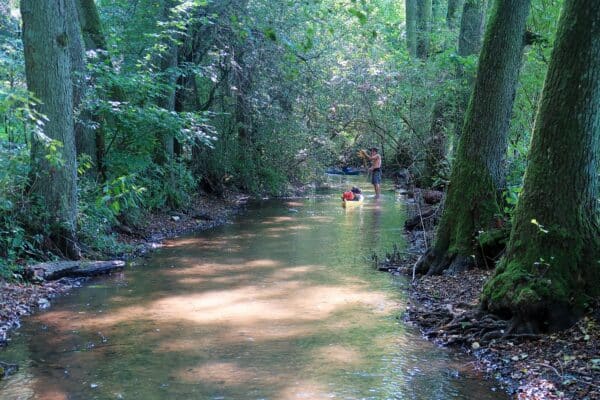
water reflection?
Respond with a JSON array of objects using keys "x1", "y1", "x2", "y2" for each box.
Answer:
[{"x1": 0, "y1": 178, "x2": 506, "y2": 400}]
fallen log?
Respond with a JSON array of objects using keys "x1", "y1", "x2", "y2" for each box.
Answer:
[{"x1": 26, "y1": 260, "x2": 126, "y2": 281}]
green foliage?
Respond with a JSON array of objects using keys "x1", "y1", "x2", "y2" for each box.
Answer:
[
  {"x1": 1, "y1": 0, "x2": 588, "y2": 269},
  {"x1": 0, "y1": 142, "x2": 43, "y2": 276}
]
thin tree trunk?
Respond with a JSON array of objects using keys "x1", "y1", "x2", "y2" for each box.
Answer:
[
  {"x1": 21, "y1": 0, "x2": 80, "y2": 259},
  {"x1": 406, "y1": 0, "x2": 418, "y2": 57},
  {"x1": 424, "y1": 0, "x2": 486, "y2": 184},
  {"x1": 74, "y1": 0, "x2": 107, "y2": 50},
  {"x1": 446, "y1": 0, "x2": 464, "y2": 28},
  {"x1": 454, "y1": 0, "x2": 487, "y2": 138},
  {"x1": 415, "y1": 0, "x2": 531, "y2": 276},
  {"x1": 154, "y1": 0, "x2": 179, "y2": 164},
  {"x1": 482, "y1": 0, "x2": 600, "y2": 332},
  {"x1": 67, "y1": 0, "x2": 97, "y2": 170},
  {"x1": 75, "y1": 0, "x2": 113, "y2": 180},
  {"x1": 416, "y1": 0, "x2": 432, "y2": 59},
  {"x1": 457, "y1": 0, "x2": 486, "y2": 56}
]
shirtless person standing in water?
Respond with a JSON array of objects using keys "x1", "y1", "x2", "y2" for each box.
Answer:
[{"x1": 367, "y1": 147, "x2": 382, "y2": 198}]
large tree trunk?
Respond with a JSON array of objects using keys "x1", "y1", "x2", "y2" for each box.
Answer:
[
  {"x1": 415, "y1": 0, "x2": 531, "y2": 276},
  {"x1": 416, "y1": 0, "x2": 432, "y2": 59},
  {"x1": 21, "y1": 0, "x2": 81, "y2": 259},
  {"x1": 405, "y1": 0, "x2": 418, "y2": 57},
  {"x1": 482, "y1": 0, "x2": 600, "y2": 332}
]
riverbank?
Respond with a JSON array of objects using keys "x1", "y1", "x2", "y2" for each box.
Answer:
[
  {"x1": 383, "y1": 194, "x2": 600, "y2": 400},
  {"x1": 0, "y1": 192, "x2": 245, "y2": 358}
]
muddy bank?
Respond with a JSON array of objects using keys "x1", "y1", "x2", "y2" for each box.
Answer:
[
  {"x1": 0, "y1": 193, "x2": 245, "y2": 355},
  {"x1": 382, "y1": 194, "x2": 600, "y2": 400}
]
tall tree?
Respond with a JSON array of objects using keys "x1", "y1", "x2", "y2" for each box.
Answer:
[
  {"x1": 482, "y1": 0, "x2": 600, "y2": 332},
  {"x1": 74, "y1": 0, "x2": 107, "y2": 51},
  {"x1": 405, "y1": 0, "x2": 418, "y2": 57},
  {"x1": 75, "y1": 0, "x2": 114, "y2": 179},
  {"x1": 416, "y1": 0, "x2": 432, "y2": 59},
  {"x1": 446, "y1": 0, "x2": 464, "y2": 28},
  {"x1": 21, "y1": 0, "x2": 80, "y2": 258},
  {"x1": 457, "y1": 0, "x2": 486, "y2": 56},
  {"x1": 66, "y1": 0, "x2": 97, "y2": 170},
  {"x1": 154, "y1": 0, "x2": 179, "y2": 164},
  {"x1": 415, "y1": 0, "x2": 531, "y2": 275},
  {"x1": 423, "y1": 0, "x2": 486, "y2": 186},
  {"x1": 454, "y1": 0, "x2": 487, "y2": 138}
]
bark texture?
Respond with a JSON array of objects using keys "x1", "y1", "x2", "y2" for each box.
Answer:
[
  {"x1": 21, "y1": 0, "x2": 80, "y2": 258},
  {"x1": 482, "y1": 0, "x2": 600, "y2": 332},
  {"x1": 415, "y1": 0, "x2": 531, "y2": 276}
]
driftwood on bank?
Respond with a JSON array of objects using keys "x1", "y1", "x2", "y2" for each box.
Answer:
[{"x1": 26, "y1": 260, "x2": 126, "y2": 281}]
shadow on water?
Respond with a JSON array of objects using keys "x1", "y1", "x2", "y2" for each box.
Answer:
[{"x1": 0, "y1": 177, "x2": 507, "y2": 400}]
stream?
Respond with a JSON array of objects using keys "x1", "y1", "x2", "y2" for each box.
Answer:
[{"x1": 0, "y1": 178, "x2": 507, "y2": 399}]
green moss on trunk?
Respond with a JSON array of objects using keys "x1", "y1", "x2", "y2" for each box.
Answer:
[
  {"x1": 415, "y1": 0, "x2": 531, "y2": 275},
  {"x1": 482, "y1": 0, "x2": 600, "y2": 331}
]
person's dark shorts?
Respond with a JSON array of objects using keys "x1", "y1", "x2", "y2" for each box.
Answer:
[{"x1": 372, "y1": 168, "x2": 382, "y2": 185}]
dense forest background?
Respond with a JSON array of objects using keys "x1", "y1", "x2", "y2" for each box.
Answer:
[{"x1": 0, "y1": 0, "x2": 598, "y2": 328}]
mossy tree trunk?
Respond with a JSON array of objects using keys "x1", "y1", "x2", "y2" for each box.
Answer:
[
  {"x1": 405, "y1": 0, "x2": 418, "y2": 57},
  {"x1": 482, "y1": 0, "x2": 600, "y2": 332},
  {"x1": 21, "y1": 0, "x2": 81, "y2": 259},
  {"x1": 415, "y1": 0, "x2": 531, "y2": 276}
]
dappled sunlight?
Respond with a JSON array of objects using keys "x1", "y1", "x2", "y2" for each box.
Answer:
[
  {"x1": 305, "y1": 215, "x2": 335, "y2": 223},
  {"x1": 284, "y1": 201, "x2": 304, "y2": 207},
  {"x1": 311, "y1": 344, "x2": 364, "y2": 366},
  {"x1": 176, "y1": 361, "x2": 278, "y2": 386},
  {"x1": 261, "y1": 216, "x2": 297, "y2": 224},
  {"x1": 245, "y1": 259, "x2": 281, "y2": 268},
  {"x1": 275, "y1": 380, "x2": 335, "y2": 400},
  {"x1": 31, "y1": 388, "x2": 68, "y2": 400}
]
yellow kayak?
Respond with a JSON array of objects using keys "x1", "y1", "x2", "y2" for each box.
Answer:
[{"x1": 341, "y1": 197, "x2": 364, "y2": 208}]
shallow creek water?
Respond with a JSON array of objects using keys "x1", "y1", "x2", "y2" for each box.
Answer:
[{"x1": 0, "y1": 180, "x2": 507, "y2": 400}]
